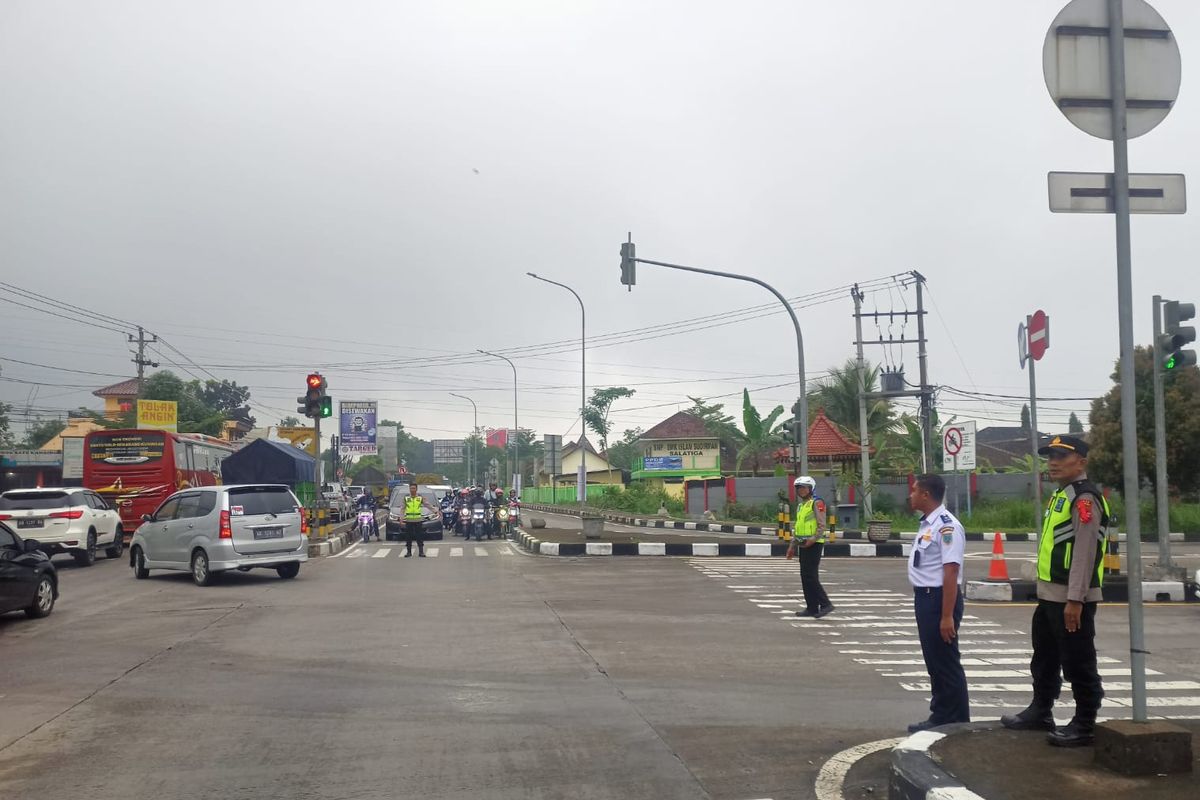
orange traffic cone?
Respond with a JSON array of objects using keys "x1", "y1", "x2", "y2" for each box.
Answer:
[{"x1": 987, "y1": 533, "x2": 1010, "y2": 581}]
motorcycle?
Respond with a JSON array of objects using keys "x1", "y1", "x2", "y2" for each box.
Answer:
[
  {"x1": 470, "y1": 505, "x2": 489, "y2": 541},
  {"x1": 441, "y1": 503, "x2": 456, "y2": 531},
  {"x1": 355, "y1": 509, "x2": 378, "y2": 541},
  {"x1": 495, "y1": 505, "x2": 509, "y2": 537},
  {"x1": 458, "y1": 506, "x2": 471, "y2": 537},
  {"x1": 504, "y1": 502, "x2": 520, "y2": 535}
]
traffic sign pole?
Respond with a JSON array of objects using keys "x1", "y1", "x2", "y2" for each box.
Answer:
[
  {"x1": 1026, "y1": 315, "x2": 1042, "y2": 531},
  {"x1": 1107, "y1": 0, "x2": 1148, "y2": 722}
]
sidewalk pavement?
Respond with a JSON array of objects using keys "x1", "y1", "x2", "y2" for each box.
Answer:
[{"x1": 892, "y1": 721, "x2": 1199, "y2": 800}]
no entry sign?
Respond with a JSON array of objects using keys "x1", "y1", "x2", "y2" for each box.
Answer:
[{"x1": 1028, "y1": 310, "x2": 1050, "y2": 362}]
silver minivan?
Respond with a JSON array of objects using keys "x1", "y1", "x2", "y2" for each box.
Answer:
[{"x1": 129, "y1": 484, "x2": 308, "y2": 586}]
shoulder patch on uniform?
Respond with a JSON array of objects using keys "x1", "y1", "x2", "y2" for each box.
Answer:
[
  {"x1": 942, "y1": 532, "x2": 954, "y2": 544},
  {"x1": 815, "y1": 500, "x2": 826, "y2": 514},
  {"x1": 1054, "y1": 496, "x2": 1066, "y2": 513},
  {"x1": 1077, "y1": 497, "x2": 1094, "y2": 524},
  {"x1": 939, "y1": 513, "x2": 952, "y2": 524}
]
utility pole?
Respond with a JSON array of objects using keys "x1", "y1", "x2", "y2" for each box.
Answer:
[
  {"x1": 914, "y1": 273, "x2": 932, "y2": 472},
  {"x1": 129, "y1": 326, "x2": 159, "y2": 400},
  {"x1": 851, "y1": 285, "x2": 873, "y2": 517}
]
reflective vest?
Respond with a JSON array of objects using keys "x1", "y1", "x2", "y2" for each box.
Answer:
[
  {"x1": 404, "y1": 495, "x2": 424, "y2": 520},
  {"x1": 1037, "y1": 479, "x2": 1109, "y2": 587},
  {"x1": 794, "y1": 496, "x2": 825, "y2": 543}
]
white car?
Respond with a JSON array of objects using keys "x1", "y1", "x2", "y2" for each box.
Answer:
[{"x1": 0, "y1": 487, "x2": 124, "y2": 566}]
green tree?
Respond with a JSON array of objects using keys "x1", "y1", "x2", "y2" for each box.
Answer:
[
  {"x1": 606, "y1": 428, "x2": 644, "y2": 472},
  {"x1": 20, "y1": 418, "x2": 67, "y2": 449},
  {"x1": 1021, "y1": 404, "x2": 1031, "y2": 431},
  {"x1": 1088, "y1": 345, "x2": 1200, "y2": 496},
  {"x1": 196, "y1": 379, "x2": 255, "y2": 425},
  {"x1": 583, "y1": 387, "x2": 636, "y2": 484},
  {"x1": 736, "y1": 389, "x2": 786, "y2": 475},
  {"x1": 0, "y1": 402, "x2": 13, "y2": 447},
  {"x1": 808, "y1": 358, "x2": 894, "y2": 445},
  {"x1": 686, "y1": 396, "x2": 740, "y2": 440},
  {"x1": 348, "y1": 455, "x2": 384, "y2": 479},
  {"x1": 279, "y1": 415, "x2": 301, "y2": 427},
  {"x1": 1068, "y1": 412, "x2": 1083, "y2": 433}
]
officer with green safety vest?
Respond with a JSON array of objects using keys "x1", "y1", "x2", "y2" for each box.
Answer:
[
  {"x1": 402, "y1": 483, "x2": 427, "y2": 558},
  {"x1": 787, "y1": 476, "x2": 832, "y2": 618},
  {"x1": 1002, "y1": 435, "x2": 1109, "y2": 747}
]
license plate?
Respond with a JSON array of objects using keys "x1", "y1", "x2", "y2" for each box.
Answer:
[
  {"x1": 253, "y1": 527, "x2": 284, "y2": 540},
  {"x1": 17, "y1": 518, "x2": 43, "y2": 529}
]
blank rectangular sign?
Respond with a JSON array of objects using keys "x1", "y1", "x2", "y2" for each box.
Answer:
[{"x1": 1048, "y1": 171, "x2": 1186, "y2": 214}]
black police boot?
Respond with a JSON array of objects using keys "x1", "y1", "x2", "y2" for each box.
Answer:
[
  {"x1": 1047, "y1": 716, "x2": 1096, "y2": 747},
  {"x1": 795, "y1": 608, "x2": 816, "y2": 617},
  {"x1": 906, "y1": 719, "x2": 938, "y2": 734},
  {"x1": 1001, "y1": 702, "x2": 1055, "y2": 731},
  {"x1": 814, "y1": 604, "x2": 835, "y2": 618}
]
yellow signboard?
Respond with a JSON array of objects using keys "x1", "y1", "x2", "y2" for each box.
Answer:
[
  {"x1": 276, "y1": 426, "x2": 317, "y2": 456},
  {"x1": 137, "y1": 400, "x2": 178, "y2": 432}
]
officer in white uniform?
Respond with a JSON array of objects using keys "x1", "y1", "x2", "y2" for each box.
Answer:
[{"x1": 905, "y1": 473, "x2": 970, "y2": 733}]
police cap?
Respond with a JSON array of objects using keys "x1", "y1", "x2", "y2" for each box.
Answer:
[{"x1": 1037, "y1": 434, "x2": 1089, "y2": 457}]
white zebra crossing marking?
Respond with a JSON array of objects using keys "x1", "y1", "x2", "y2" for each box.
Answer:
[
  {"x1": 450, "y1": 547, "x2": 463, "y2": 557},
  {"x1": 426, "y1": 548, "x2": 439, "y2": 558},
  {"x1": 372, "y1": 548, "x2": 390, "y2": 558},
  {"x1": 475, "y1": 547, "x2": 489, "y2": 557},
  {"x1": 688, "y1": 557, "x2": 1200, "y2": 722}
]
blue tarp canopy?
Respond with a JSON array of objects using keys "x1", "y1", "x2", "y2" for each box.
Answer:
[{"x1": 220, "y1": 438, "x2": 316, "y2": 487}]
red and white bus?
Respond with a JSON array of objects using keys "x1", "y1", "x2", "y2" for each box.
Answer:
[{"x1": 83, "y1": 429, "x2": 236, "y2": 531}]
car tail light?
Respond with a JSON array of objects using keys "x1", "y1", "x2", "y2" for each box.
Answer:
[
  {"x1": 0, "y1": 514, "x2": 10, "y2": 520},
  {"x1": 219, "y1": 510, "x2": 232, "y2": 539},
  {"x1": 300, "y1": 513, "x2": 309, "y2": 535},
  {"x1": 49, "y1": 510, "x2": 85, "y2": 520}
]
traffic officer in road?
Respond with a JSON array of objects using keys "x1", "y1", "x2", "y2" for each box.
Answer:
[
  {"x1": 787, "y1": 476, "x2": 833, "y2": 618},
  {"x1": 906, "y1": 474, "x2": 970, "y2": 733},
  {"x1": 402, "y1": 483, "x2": 426, "y2": 558},
  {"x1": 1002, "y1": 435, "x2": 1108, "y2": 747}
]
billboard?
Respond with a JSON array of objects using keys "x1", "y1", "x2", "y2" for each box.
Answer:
[
  {"x1": 543, "y1": 434, "x2": 562, "y2": 475},
  {"x1": 137, "y1": 399, "x2": 178, "y2": 432},
  {"x1": 643, "y1": 456, "x2": 683, "y2": 471},
  {"x1": 338, "y1": 401, "x2": 378, "y2": 455},
  {"x1": 275, "y1": 426, "x2": 317, "y2": 456},
  {"x1": 61, "y1": 437, "x2": 85, "y2": 479},
  {"x1": 432, "y1": 439, "x2": 464, "y2": 465},
  {"x1": 378, "y1": 425, "x2": 399, "y2": 472}
]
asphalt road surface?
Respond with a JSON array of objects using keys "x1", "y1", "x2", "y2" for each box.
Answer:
[{"x1": 2, "y1": 536, "x2": 1197, "y2": 800}]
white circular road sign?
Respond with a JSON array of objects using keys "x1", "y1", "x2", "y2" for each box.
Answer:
[
  {"x1": 1043, "y1": 0, "x2": 1181, "y2": 140},
  {"x1": 943, "y1": 427, "x2": 964, "y2": 457}
]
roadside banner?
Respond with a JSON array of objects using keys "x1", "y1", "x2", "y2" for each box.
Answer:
[
  {"x1": 276, "y1": 426, "x2": 318, "y2": 456},
  {"x1": 339, "y1": 401, "x2": 378, "y2": 455},
  {"x1": 61, "y1": 437, "x2": 85, "y2": 479},
  {"x1": 137, "y1": 399, "x2": 178, "y2": 432}
]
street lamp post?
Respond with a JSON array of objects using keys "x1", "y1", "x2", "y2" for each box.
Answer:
[
  {"x1": 478, "y1": 349, "x2": 519, "y2": 491},
  {"x1": 450, "y1": 392, "x2": 478, "y2": 485},
  {"x1": 526, "y1": 272, "x2": 587, "y2": 503}
]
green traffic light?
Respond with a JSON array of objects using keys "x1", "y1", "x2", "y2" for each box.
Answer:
[
  {"x1": 1166, "y1": 355, "x2": 1177, "y2": 370},
  {"x1": 319, "y1": 397, "x2": 333, "y2": 418}
]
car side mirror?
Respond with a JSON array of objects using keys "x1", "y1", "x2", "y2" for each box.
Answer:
[
  {"x1": 23, "y1": 539, "x2": 42, "y2": 553},
  {"x1": 142, "y1": 514, "x2": 154, "y2": 523}
]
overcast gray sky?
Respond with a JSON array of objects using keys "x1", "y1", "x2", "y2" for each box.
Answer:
[{"x1": 2, "y1": 0, "x2": 1199, "y2": 452}]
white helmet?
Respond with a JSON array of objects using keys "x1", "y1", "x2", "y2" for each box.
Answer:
[{"x1": 793, "y1": 475, "x2": 816, "y2": 490}]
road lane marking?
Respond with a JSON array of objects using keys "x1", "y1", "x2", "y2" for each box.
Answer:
[
  {"x1": 426, "y1": 548, "x2": 439, "y2": 558},
  {"x1": 475, "y1": 547, "x2": 489, "y2": 557},
  {"x1": 450, "y1": 547, "x2": 463, "y2": 557},
  {"x1": 814, "y1": 736, "x2": 904, "y2": 800},
  {"x1": 372, "y1": 548, "x2": 390, "y2": 558}
]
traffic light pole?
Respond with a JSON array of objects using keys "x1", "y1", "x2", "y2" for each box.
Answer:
[
  {"x1": 630, "y1": 255, "x2": 808, "y2": 475},
  {"x1": 1152, "y1": 295, "x2": 1171, "y2": 568}
]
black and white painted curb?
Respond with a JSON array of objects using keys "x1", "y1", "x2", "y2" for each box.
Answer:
[
  {"x1": 519, "y1": 504, "x2": 1200, "y2": 542},
  {"x1": 889, "y1": 725, "x2": 989, "y2": 800},
  {"x1": 511, "y1": 528, "x2": 909, "y2": 558},
  {"x1": 966, "y1": 577, "x2": 1198, "y2": 603}
]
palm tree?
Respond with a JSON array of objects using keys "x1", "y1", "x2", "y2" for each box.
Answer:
[
  {"x1": 736, "y1": 389, "x2": 786, "y2": 475},
  {"x1": 809, "y1": 358, "x2": 895, "y2": 444}
]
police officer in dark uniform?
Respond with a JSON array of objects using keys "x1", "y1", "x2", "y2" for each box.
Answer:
[
  {"x1": 906, "y1": 474, "x2": 970, "y2": 733},
  {"x1": 1002, "y1": 435, "x2": 1109, "y2": 747}
]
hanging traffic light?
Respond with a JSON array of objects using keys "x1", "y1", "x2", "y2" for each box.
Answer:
[
  {"x1": 619, "y1": 237, "x2": 636, "y2": 290},
  {"x1": 1161, "y1": 300, "x2": 1196, "y2": 370}
]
